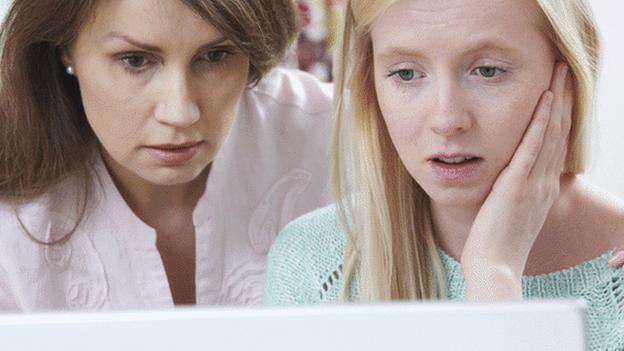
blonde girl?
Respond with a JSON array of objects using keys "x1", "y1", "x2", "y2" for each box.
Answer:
[{"x1": 266, "y1": 1, "x2": 623, "y2": 349}]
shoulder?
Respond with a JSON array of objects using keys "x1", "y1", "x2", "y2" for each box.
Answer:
[
  {"x1": 232, "y1": 68, "x2": 334, "y2": 158},
  {"x1": 271, "y1": 203, "x2": 346, "y2": 261},
  {"x1": 0, "y1": 203, "x2": 25, "y2": 310},
  {"x1": 0, "y1": 196, "x2": 51, "y2": 299},
  {"x1": 0, "y1": 198, "x2": 44, "y2": 249},
  {"x1": 0, "y1": 171, "x2": 117, "y2": 311},
  {"x1": 0, "y1": 202, "x2": 20, "y2": 243},
  {"x1": 0, "y1": 171, "x2": 97, "y2": 262},
  {"x1": 264, "y1": 204, "x2": 346, "y2": 305},
  {"x1": 528, "y1": 176, "x2": 624, "y2": 275},
  {"x1": 571, "y1": 177, "x2": 624, "y2": 250},
  {"x1": 243, "y1": 67, "x2": 333, "y2": 117}
]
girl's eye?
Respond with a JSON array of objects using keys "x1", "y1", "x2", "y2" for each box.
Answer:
[
  {"x1": 398, "y1": 69, "x2": 415, "y2": 81},
  {"x1": 389, "y1": 69, "x2": 418, "y2": 81},
  {"x1": 120, "y1": 54, "x2": 148, "y2": 68},
  {"x1": 473, "y1": 66, "x2": 505, "y2": 78}
]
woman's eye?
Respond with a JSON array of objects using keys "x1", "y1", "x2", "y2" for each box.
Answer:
[
  {"x1": 202, "y1": 50, "x2": 230, "y2": 63},
  {"x1": 120, "y1": 54, "x2": 148, "y2": 69},
  {"x1": 473, "y1": 66, "x2": 505, "y2": 78}
]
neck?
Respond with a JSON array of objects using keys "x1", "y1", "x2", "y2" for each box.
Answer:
[
  {"x1": 101, "y1": 151, "x2": 209, "y2": 229},
  {"x1": 430, "y1": 202, "x2": 479, "y2": 261}
]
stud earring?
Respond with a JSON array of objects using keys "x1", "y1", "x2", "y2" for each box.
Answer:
[{"x1": 66, "y1": 66, "x2": 75, "y2": 75}]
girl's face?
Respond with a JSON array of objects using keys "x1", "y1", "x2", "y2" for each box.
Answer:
[
  {"x1": 371, "y1": 0, "x2": 558, "y2": 208},
  {"x1": 66, "y1": 0, "x2": 250, "y2": 186}
]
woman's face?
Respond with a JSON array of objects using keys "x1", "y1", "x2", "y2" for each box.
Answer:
[
  {"x1": 371, "y1": 0, "x2": 557, "y2": 208},
  {"x1": 66, "y1": 0, "x2": 250, "y2": 186}
]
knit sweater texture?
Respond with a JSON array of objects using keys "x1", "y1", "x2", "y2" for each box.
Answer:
[{"x1": 265, "y1": 204, "x2": 624, "y2": 351}]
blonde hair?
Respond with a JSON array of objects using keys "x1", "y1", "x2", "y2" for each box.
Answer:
[{"x1": 333, "y1": 0, "x2": 601, "y2": 302}]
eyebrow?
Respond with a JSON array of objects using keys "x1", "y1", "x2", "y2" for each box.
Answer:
[
  {"x1": 377, "y1": 40, "x2": 523, "y2": 62},
  {"x1": 103, "y1": 31, "x2": 231, "y2": 54}
]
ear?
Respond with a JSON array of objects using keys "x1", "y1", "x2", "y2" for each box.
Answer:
[{"x1": 60, "y1": 48, "x2": 73, "y2": 68}]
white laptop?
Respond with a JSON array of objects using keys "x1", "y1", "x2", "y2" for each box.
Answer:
[{"x1": 0, "y1": 300, "x2": 586, "y2": 351}]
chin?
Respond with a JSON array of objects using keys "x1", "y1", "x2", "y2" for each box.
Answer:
[
  {"x1": 419, "y1": 181, "x2": 490, "y2": 209},
  {"x1": 141, "y1": 163, "x2": 208, "y2": 186}
]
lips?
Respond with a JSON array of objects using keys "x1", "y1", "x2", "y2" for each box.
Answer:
[
  {"x1": 143, "y1": 141, "x2": 203, "y2": 165},
  {"x1": 146, "y1": 141, "x2": 203, "y2": 150},
  {"x1": 428, "y1": 153, "x2": 485, "y2": 183}
]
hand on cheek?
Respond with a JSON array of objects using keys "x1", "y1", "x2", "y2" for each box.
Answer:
[{"x1": 460, "y1": 62, "x2": 573, "y2": 301}]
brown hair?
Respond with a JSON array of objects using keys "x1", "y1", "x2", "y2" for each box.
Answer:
[{"x1": 0, "y1": 0, "x2": 301, "y2": 243}]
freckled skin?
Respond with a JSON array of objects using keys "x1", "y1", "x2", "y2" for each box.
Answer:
[
  {"x1": 371, "y1": 0, "x2": 555, "y2": 209},
  {"x1": 369, "y1": 0, "x2": 624, "y2": 279}
]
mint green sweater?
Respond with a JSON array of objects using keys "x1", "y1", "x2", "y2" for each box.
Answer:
[{"x1": 265, "y1": 205, "x2": 624, "y2": 351}]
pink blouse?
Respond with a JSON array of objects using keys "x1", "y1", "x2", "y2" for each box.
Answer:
[{"x1": 0, "y1": 68, "x2": 333, "y2": 312}]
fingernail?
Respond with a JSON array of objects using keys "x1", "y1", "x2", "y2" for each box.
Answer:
[{"x1": 608, "y1": 250, "x2": 624, "y2": 267}]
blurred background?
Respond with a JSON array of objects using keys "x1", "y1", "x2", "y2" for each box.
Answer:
[{"x1": 0, "y1": 0, "x2": 622, "y2": 199}]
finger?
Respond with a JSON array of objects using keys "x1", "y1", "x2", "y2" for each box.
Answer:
[
  {"x1": 550, "y1": 63, "x2": 569, "y2": 131},
  {"x1": 532, "y1": 64, "x2": 569, "y2": 178},
  {"x1": 553, "y1": 71, "x2": 574, "y2": 175},
  {"x1": 562, "y1": 69, "x2": 573, "y2": 138},
  {"x1": 608, "y1": 250, "x2": 624, "y2": 268},
  {"x1": 508, "y1": 89, "x2": 554, "y2": 177}
]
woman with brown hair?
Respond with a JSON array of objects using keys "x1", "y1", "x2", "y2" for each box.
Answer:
[{"x1": 0, "y1": 0, "x2": 333, "y2": 310}]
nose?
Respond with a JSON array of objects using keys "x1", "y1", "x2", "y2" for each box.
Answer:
[
  {"x1": 429, "y1": 79, "x2": 472, "y2": 138},
  {"x1": 154, "y1": 69, "x2": 200, "y2": 128}
]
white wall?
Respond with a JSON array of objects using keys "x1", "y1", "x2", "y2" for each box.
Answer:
[
  {"x1": 584, "y1": 2, "x2": 624, "y2": 199},
  {"x1": 0, "y1": 0, "x2": 622, "y2": 198},
  {"x1": 0, "y1": 1, "x2": 8, "y2": 19}
]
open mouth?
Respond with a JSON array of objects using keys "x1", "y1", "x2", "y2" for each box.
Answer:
[
  {"x1": 432, "y1": 156, "x2": 482, "y2": 165},
  {"x1": 428, "y1": 154, "x2": 485, "y2": 182}
]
